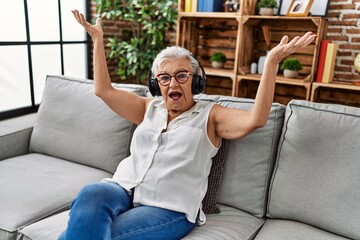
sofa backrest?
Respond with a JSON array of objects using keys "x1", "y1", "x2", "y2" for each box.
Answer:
[
  {"x1": 196, "y1": 95, "x2": 286, "y2": 218},
  {"x1": 267, "y1": 100, "x2": 360, "y2": 239},
  {"x1": 29, "y1": 75, "x2": 148, "y2": 173}
]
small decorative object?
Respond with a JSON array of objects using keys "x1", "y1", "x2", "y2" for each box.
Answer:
[
  {"x1": 258, "y1": 51, "x2": 268, "y2": 74},
  {"x1": 286, "y1": 0, "x2": 314, "y2": 17},
  {"x1": 210, "y1": 52, "x2": 227, "y2": 69},
  {"x1": 257, "y1": 0, "x2": 278, "y2": 16},
  {"x1": 225, "y1": 0, "x2": 239, "y2": 12},
  {"x1": 251, "y1": 62, "x2": 258, "y2": 74},
  {"x1": 281, "y1": 57, "x2": 302, "y2": 78},
  {"x1": 354, "y1": 52, "x2": 360, "y2": 72}
]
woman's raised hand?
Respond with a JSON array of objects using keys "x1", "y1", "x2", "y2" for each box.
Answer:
[
  {"x1": 267, "y1": 31, "x2": 317, "y2": 65},
  {"x1": 72, "y1": 9, "x2": 103, "y2": 41}
]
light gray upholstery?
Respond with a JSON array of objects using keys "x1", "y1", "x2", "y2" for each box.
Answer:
[
  {"x1": 196, "y1": 95, "x2": 286, "y2": 218},
  {"x1": 1, "y1": 75, "x2": 359, "y2": 240},
  {"x1": 0, "y1": 153, "x2": 111, "y2": 240},
  {"x1": 0, "y1": 75, "x2": 149, "y2": 240},
  {"x1": 0, "y1": 113, "x2": 36, "y2": 160},
  {"x1": 267, "y1": 100, "x2": 360, "y2": 240},
  {"x1": 255, "y1": 219, "x2": 350, "y2": 240},
  {"x1": 29, "y1": 75, "x2": 147, "y2": 174},
  {"x1": 183, "y1": 205, "x2": 264, "y2": 240},
  {"x1": 18, "y1": 210, "x2": 69, "y2": 240},
  {"x1": 18, "y1": 205, "x2": 264, "y2": 240}
]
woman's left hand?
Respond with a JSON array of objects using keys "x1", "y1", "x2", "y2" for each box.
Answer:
[
  {"x1": 267, "y1": 31, "x2": 317, "y2": 66},
  {"x1": 72, "y1": 9, "x2": 103, "y2": 41}
]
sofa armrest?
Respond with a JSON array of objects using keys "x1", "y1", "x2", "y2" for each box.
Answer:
[{"x1": 0, "y1": 113, "x2": 37, "y2": 160}]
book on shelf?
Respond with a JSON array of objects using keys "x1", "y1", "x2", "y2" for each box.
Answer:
[
  {"x1": 185, "y1": 0, "x2": 191, "y2": 12},
  {"x1": 322, "y1": 43, "x2": 339, "y2": 83},
  {"x1": 316, "y1": 40, "x2": 332, "y2": 83},
  {"x1": 191, "y1": 0, "x2": 198, "y2": 12},
  {"x1": 197, "y1": 0, "x2": 222, "y2": 12},
  {"x1": 185, "y1": 0, "x2": 198, "y2": 12}
]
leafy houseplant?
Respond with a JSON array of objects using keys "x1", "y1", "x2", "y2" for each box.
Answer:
[
  {"x1": 94, "y1": 0, "x2": 178, "y2": 84},
  {"x1": 257, "y1": 0, "x2": 278, "y2": 8},
  {"x1": 257, "y1": 0, "x2": 278, "y2": 15},
  {"x1": 281, "y1": 58, "x2": 302, "y2": 78},
  {"x1": 210, "y1": 52, "x2": 227, "y2": 68}
]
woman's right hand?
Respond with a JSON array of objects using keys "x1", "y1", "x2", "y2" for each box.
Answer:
[{"x1": 72, "y1": 9, "x2": 103, "y2": 41}]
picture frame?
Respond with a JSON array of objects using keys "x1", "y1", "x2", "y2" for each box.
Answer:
[
  {"x1": 286, "y1": 0, "x2": 314, "y2": 16},
  {"x1": 274, "y1": 0, "x2": 282, "y2": 15},
  {"x1": 279, "y1": 0, "x2": 331, "y2": 16},
  {"x1": 308, "y1": 0, "x2": 331, "y2": 17}
]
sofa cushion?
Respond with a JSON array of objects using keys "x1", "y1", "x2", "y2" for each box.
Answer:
[
  {"x1": 0, "y1": 153, "x2": 111, "y2": 240},
  {"x1": 18, "y1": 210, "x2": 69, "y2": 240},
  {"x1": 267, "y1": 100, "x2": 360, "y2": 240},
  {"x1": 18, "y1": 205, "x2": 264, "y2": 240},
  {"x1": 29, "y1": 75, "x2": 148, "y2": 173},
  {"x1": 202, "y1": 138, "x2": 229, "y2": 214},
  {"x1": 196, "y1": 95, "x2": 286, "y2": 218},
  {"x1": 183, "y1": 205, "x2": 264, "y2": 240},
  {"x1": 254, "y1": 219, "x2": 350, "y2": 240},
  {"x1": 0, "y1": 113, "x2": 36, "y2": 160}
]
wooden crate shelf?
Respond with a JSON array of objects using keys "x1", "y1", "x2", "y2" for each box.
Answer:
[
  {"x1": 238, "y1": 16, "x2": 327, "y2": 83},
  {"x1": 176, "y1": 15, "x2": 240, "y2": 80},
  {"x1": 311, "y1": 82, "x2": 360, "y2": 107},
  {"x1": 205, "y1": 75, "x2": 234, "y2": 96},
  {"x1": 236, "y1": 75, "x2": 311, "y2": 105},
  {"x1": 174, "y1": 0, "x2": 359, "y2": 108}
]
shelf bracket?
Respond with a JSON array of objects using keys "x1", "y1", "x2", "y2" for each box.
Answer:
[
  {"x1": 310, "y1": 18, "x2": 320, "y2": 27},
  {"x1": 304, "y1": 74, "x2": 312, "y2": 82},
  {"x1": 242, "y1": 16, "x2": 249, "y2": 24}
]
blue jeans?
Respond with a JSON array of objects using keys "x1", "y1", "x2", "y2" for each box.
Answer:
[{"x1": 59, "y1": 182, "x2": 195, "y2": 240}]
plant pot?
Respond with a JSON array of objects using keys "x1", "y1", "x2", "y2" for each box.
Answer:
[
  {"x1": 211, "y1": 61, "x2": 224, "y2": 69},
  {"x1": 283, "y1": 69, "x2": 298, "y2": 78},
  {"x1": 259, "y1": 7, "x2": 274, "y2": 16}
]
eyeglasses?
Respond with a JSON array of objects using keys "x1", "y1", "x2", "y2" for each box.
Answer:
[{"x1": 156, "y1": 70, "x2": 192, "y2": 86}]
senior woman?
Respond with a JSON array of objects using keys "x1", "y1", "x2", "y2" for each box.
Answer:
[{"x1": 60, "y1": 10, "x2": 317, "y2": 240}]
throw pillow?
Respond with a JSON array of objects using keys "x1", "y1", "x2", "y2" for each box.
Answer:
[{"x1": 202, "y1": 138, "x2": 229, "y2": 214}]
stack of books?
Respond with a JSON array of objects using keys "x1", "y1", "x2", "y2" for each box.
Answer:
[
  {"x1": 184, "y1": 0, "x2": 222, "y2": 12},
  {"x1": 316, "y1": 40, "x2": 339, "y2": 83}
]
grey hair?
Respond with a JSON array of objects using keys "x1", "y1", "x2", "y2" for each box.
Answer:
[{"x1": 151, "y1": 46, "x2": 199, "y2": 76}]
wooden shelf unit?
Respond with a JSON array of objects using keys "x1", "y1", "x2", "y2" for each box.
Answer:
[
  {"x1": 311, "y1": 82, "x2": 360, "y2": 107},
  {"x1": 175, "y1": 1, "x2": 360, "y2": 107},
  {"x1": 238, "y1": 16, "x2": 327, "y2": 81},
  {"x1": 236, "y1": 75, "x2": 312, "y2": 105},
  {"x1": 176, "y1": 12, "x2": 240, "y2": 96},
  {"x1": 176, "y1": 0, "x2": 327, "y2": 103}
]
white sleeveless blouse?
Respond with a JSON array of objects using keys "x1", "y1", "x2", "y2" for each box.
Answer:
[{"x1": 104, "y1": 98, "x2": 219, "y2": 224}]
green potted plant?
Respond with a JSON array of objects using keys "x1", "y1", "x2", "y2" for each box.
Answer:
[
  {"x1": 94, "y1": 0, "x2": 178, "y2": 84},
  {"x1": 281, "y1": 58, "x2": 303, "y2": 78},
  {"x1": 257, "y1": 0, "x2": 278, "y2": 16},
  {"x1": 210, "y1": 52, "x2": 227, "y2": 68}
]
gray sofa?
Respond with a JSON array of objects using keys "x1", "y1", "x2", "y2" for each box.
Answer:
[{"x1": 0, "y1": 75, "x2": 359, "y2": 240}]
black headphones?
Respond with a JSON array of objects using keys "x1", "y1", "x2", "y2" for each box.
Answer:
[{"x1": 148, "y1": 57, "x2": 206, "y2": 97}]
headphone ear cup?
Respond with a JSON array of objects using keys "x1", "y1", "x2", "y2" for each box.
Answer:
[
  {"x1": 148, "y1": 71, "x2": 161, "y2": 96},
  {"x1": 192, "y1": 57, "x2": 206, "y2": 94},
  {"x1": 192, "y1": 74, "x2": 205, "y2": 94}
]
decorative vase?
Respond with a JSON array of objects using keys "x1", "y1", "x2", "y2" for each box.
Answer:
[
  {"x1": 354, "y1": 52, "x2": 360, "y2": 72},
  {"x1": 251, "y1": 62, "x2": 257, "y2": 74},
  {"x1": 257, "y1": 51, "x2": 269, "y2": 74},
  {"x1": 211, "y1": 61, "x2": 224, "y2": 69},
  {"x1": 259, "y1": 7, "x2": 274, "y2": 16},
  {"x1": 283, "y1": 69, "x2": 298, "y2": 78}
]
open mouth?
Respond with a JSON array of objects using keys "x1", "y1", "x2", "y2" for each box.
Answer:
[{"x1": 169, "y1": 91, "x2": 182, "y2": 101}]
